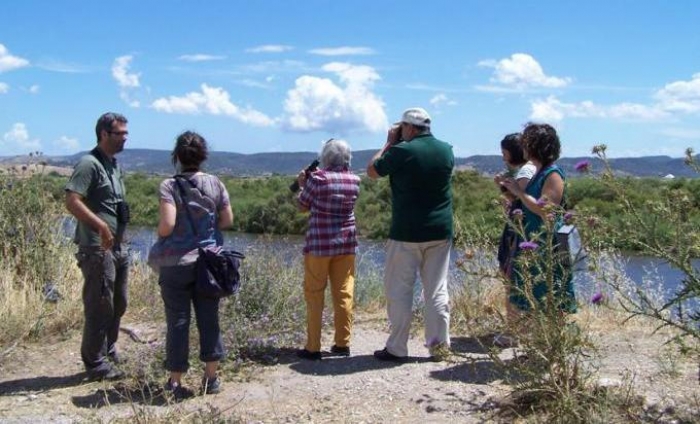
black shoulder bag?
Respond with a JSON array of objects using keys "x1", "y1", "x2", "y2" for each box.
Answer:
[{"x1": 173, "y1": 175, "x2": 244, "y2": 298}]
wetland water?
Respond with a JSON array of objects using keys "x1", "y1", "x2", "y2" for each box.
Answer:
[{"x1": 121, "y1": 226, "x2": 696, "y2": 305}]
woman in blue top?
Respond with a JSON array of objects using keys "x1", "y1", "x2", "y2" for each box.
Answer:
[{"x1": 500, "y1": 123, "x2": 576, "y2": 314}]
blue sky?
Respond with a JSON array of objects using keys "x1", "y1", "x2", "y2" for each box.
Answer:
[{"x1": 1, "y1": 1, "x2": 699, "y2": 158}]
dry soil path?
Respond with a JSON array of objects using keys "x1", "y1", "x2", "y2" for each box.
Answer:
[{"x1": 0, "y1": 314, "x2": 698, "y2": 423}]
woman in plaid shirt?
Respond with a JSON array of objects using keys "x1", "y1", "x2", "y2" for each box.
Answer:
[{"x1": 295, "y1": 139, "x2": 361, "y2": 360}]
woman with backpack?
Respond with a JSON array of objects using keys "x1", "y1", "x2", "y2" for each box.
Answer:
[{"x1": 150, "y1": 131, "x2": 233, "y2": 398}]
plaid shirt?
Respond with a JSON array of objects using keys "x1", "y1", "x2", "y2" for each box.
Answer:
[{"x1": 298, "y1": 167, "x2": 360, "y2": 256}]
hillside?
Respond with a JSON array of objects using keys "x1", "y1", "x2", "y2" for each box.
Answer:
[{"x1": 0, "y1": 149, "x2": 696, "y2": 178}]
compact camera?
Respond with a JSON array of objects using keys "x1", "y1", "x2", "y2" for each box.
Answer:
[{"x1": 116, "y1": 200, "x2": 131, "y2": 224}]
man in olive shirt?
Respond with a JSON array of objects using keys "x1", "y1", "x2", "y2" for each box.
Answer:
[
  {"x1": 65, "y1": 112, "x2": 130, "y2": 380},
  {"x1": 367, "y1": 107, "x2": 454, "y2": 362}
]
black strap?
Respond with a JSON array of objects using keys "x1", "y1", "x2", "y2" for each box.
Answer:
[{"x1": 90, "y1": 148, "x2": 124, "y2": 200}]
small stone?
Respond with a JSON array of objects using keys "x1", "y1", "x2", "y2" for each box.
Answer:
[{"x1": 597, "y1": 377, "x2": 622, "y2": 388}]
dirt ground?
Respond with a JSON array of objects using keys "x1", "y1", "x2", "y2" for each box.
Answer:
[{"x1": 0, "y1": 312, "x2": 698, "y2": 423}]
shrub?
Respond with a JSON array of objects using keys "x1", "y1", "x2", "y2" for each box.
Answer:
[
  {"x1": 0, "y1": 160, "x2": 83, "y2": 344},
  {"x1": 590, "y1": 145, "x2": 700, "y2": 348}
]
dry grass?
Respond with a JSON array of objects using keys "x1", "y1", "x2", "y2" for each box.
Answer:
[{"x1": 0, "y1": 163, "x2": 73, "y2": 177}]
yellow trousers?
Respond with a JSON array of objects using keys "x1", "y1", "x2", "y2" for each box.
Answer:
[{"x1": 303, "y1": 254, "x2": 355, "y2": 352}]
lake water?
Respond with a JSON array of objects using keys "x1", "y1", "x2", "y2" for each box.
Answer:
[{"x1": 121, "y1": 226, "x2": 697, "y2": 306}]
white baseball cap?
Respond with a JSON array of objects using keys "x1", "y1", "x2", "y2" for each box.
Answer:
[{"x1": 400, "y1": 107, "x2": 431, "y2": 128}]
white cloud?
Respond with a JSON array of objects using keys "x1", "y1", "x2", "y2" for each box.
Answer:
[
  {"x1": 530, "y1": 97, "x2": 567, "y2": 122},
  {"x1": 119, "y1": 92, "x2": 140, "y2": 108},
  {"x1": 473, "y1": 84, "x2": 525, "y2": 94},
  {"x1": 654, "y1": 72, "x2": 700, "y2": 114},
  {"x1": 0, "y1": 82, "x2": 8, "y2": 93},
  {"x1": 246, "y1": 45, "x2": 294, "y2": 53},
  {"x1": 659, "y1": 127, "x2": 700, "y2": 140},
  {"x1": 0, "y1": 44, "x2": 30, "y2": 73},
  {"x1": 236, "y1": 79, "x2": 272, "y2": 89},
  {"x1": 322, "y1": 62, "x2": 378, "y2": 85},
  {"x1": 281, "y1": 62, "x2": 387, "y2": 133},
  {"x1": 430, "y1": 93, "x2": 457, "y2": 107},
  {"x1": 2, "y1": 123, "x2": 41, "y2": 151},
  {"x1": 28, "y1": 84, "x2": 39, "y2": 94},
  {"x1": 151, "y1": 83, "x2": 274, "y2": 127},
  {"x1": 112, "y1": 55, "x2": 140, "y2": 88},
  {"x1": 112, "y1": 55, "x2": 141, "y2": 108},
  {"x1": 478, "y1": 53, "x2": 571, "y2": 91},
  {"x1": 240, "y1": 60, "x2": 306, "y2": 74},
  {"x1": 53, "y1": 135, "x2": 79, "y2": 151},
  {"x1": 608, "y1": 102, "x2": 667, "y2": 120},
  {"x1": 529, "y1": 96, "x2": 667, "y2": 122},
  {"x1": 529, "y1": 73, "x2": 700, "y2": 124},
  {"x1": 178, "y1": 54, "x2": 226, "y2": 62},
  {"x1": 308, "y1": 47, "x2": 375, "y2": 56},
  {"x1": 36, "y1": 59, "x2": 88, "y2": 73}
]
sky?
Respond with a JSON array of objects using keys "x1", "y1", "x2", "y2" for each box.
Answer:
[{"x1": 1, "y1": 1, "x2": 699, "y2": 159}]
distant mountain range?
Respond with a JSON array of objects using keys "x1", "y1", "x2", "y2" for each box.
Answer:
[{"x1": 0, "y1": 149, "x2": 696, "y2": 178}]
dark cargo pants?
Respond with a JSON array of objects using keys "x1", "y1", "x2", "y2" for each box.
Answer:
[
  {"x1": 159, "y1": 264, "x2": 225, "y2": 372},
  {"x1": 76, "y1": 245, "x2": 129, "y2": 374}
]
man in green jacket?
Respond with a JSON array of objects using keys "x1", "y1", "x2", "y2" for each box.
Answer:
[
  {"x1": 65, "y1": 112, "x2": 130, "y2": 380},
  {"x1": 367, "y1": 107, "x2": 454, "y2": 362}
]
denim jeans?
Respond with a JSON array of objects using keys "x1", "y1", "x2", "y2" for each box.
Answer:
[
  {"x1": 76, "y1": 245, "x2": 129, "y2": 373},
  {"x1": 159, "y1": 264, "x2": 225, "y2": 372}
]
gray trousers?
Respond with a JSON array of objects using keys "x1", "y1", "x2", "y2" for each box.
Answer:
[
  {"x1": 76, "y1": 245, "x2": 129, "y2": 373},
  {"x1": 159, "y1": 264, "x2": 225, "y2": 372},
  {"x1": 383, "y1": 239, "x2": 451, "y2": 357}
]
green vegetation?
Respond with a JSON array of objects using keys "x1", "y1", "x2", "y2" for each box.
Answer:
[
  {"x1": 0, "y1": 164, "x2": 80, "y2": 345},
  {"x1": 2, "y1": 156, "x2": 699, "y2": 422},
  {"x1": 123, "y1": 169, "x2": 700, "y2": 254},
  {"x1": 586, "y1": 145, "x2": 700, "y2": 347}
]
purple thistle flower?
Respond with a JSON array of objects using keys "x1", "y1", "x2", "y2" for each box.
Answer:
[
  {"x1": 564, "y1": 212, "x2": 574, "y2": 223},
  {"x1": 575, "y1": 160, "x2": 590, "y2": 172},
  {"x1": 519, "y1": 241, "x2": 539, "y2": 251},
  {"x1": 511, "y1": 208, "x2": 523, "y2": 216},
  {"x1": 591, "y1": 292, "x2": 604, "y2": 304},
  {"x1": 536, "y1": 198, "x2": 547, "y2": 207}
]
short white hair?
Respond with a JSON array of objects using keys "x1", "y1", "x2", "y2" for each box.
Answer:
[{"x1": 320, "y1": 139, "x2": 352, "y2": 168}]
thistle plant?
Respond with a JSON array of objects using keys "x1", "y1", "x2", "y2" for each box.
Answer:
[
  {"x1": 452, "y1": 167, "x2": 602, "y2": 422},
  {"x1": 591, "y1": 145, "x2": 700, "y2": 347}
]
